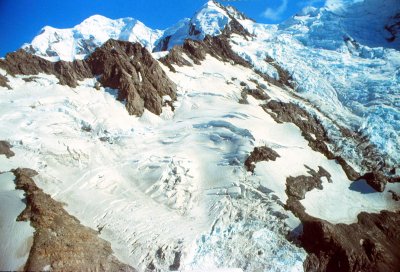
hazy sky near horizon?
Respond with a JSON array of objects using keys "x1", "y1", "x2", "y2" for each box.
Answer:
[{"x1": 0, "y1": 0, "x2": 325, "y2": 56}]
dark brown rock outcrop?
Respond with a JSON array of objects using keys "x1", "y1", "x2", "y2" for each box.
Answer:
[
  {"x1": 286, "y1": 166, "x2": 332, "y2": 201},
  {"x1": 245, "y1": 146, "x2": 280, "y2": 172},
  {"x1": 0, "y1": 74, "x2": 11, "y2": 89},
  {"x1": 283, "y1": 168, "x2": 400, "y2": 272},
  {"x1": 263, "y1": 100, "x2": 358, "y2": 180},
  {"x1": 262, "y1": 100, "x2": 399, "y2": 190},
  {"x1": 240, "y1": 86, "x2": 270, "y2": 104},
  {"x1": 0, "y1": 39, "x2": 177, "y2": 116},
  {"x1": 85, "y1": 40, "x2": 177, "y2": 115},
  {"x1": 13, "y1": 168, "x2": 136, "y2": 272},
  {"x1": 263, "y1": 100, "x2": 331, "y2": 155},
  {"x1": 262, "y1": 56, "x2": 295, "y2": 89},
  {"x1": 301, "y1": 211, "x2": 400, "y2": 272},
  {"x1": 159, "y1": 32, "x2": 251, "y2": 72},
  {"x1": 0, "y1": 49, "x2": 92, "y2": 87},
  {"x1": 359, "y1": 172, "x2": 387, "y2": 192},
  {"x1": 221, "y1": 17, "x2": 251, "y2": 38},
  {"x1": 0, "y1": 140, "x2": 15, "y2": 158},
  {"x1": 284, "y1": 165, "x2": 332, "y2": 219}
]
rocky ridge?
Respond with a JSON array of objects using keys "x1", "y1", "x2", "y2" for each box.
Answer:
[
  {"x1": 282, "y1": 167, "x2": 400, "y2": 272},
  {"x1": 262, "y1": 100, "x2": 399, "y2": 191},
  {"x1": 13, "y1": 168, "x2": 135, "y2": 272},
  {"x1": 0, "y1": 39, "x2": 177, "y2": 116},
  {"x1": 159, "y1": 20, "x2": 251, "y2": 72},
  {"x1": 153, "y1": 0, "x2": 251, "y2": 52},
  {"x1": 1, "y1": 1, "x2": 399, "y2": 271}
]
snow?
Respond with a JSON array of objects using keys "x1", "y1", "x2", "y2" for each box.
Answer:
[
  {"x1": 153, "y1": 1, "x2": 232, "y2": 51},
  {"x1": 22, "y1": 1, "x2": 238, "y2": 60},
  {"x1": 2, "y1": 0, "x2": 400, "y2": 270},
  {"x1": 23, "y1": 15, "x2": 163, "y2": 61},
  {"x1": 229, "y1": 0, "x2": 400, "y2": 171},
  {"x1": 1, "y1": 52, "x2": 399, "y2": 270},
  {"x1": 0, "y1": 171, "x2": 34, "y2": 271},
  {"x1": 0, "y1": 59, "x2": 306, "y2": 270},
  {"x1": 301, "y1": 164, "x2": 400, "y2": 224}
]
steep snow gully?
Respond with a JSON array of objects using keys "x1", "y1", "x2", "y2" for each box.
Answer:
[{"x1": 0, "y1": 0, "x2": 399, "y2": 271}]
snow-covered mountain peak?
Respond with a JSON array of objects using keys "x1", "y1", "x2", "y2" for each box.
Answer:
[
  {"x1": 152, "y1": 1, "x2": 232, "y2": 51},
  {"x1": 193, "y1": 0, "x2": 230, "y2": 34},
  {"x1": 152, "y1": 0, "x2": 251, "y2": 51},
  {"x1": 23, "y1": 1, "x2": 252, "y2": 59},
  {"x1": 23, "y1": 15, "x2": 162, "y2": 61},
  {"x1": 79, "y1": 14, "x2": 114, "y2": 24},
  {"x1": 1, "y1": 0, "x2": 400, "y2": 271}
]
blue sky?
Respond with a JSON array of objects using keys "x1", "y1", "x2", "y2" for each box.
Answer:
[{"x1": 0, "y1": 0, "x2": 325, "y2": 57}]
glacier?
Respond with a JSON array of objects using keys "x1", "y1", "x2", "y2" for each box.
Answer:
[
  {"x1": 231, "y1": 0, "x2": 400, "y2": 170},
  {"x1": 1, "y1": 0, "x2": 400, "y2": 271},
  {"x1": 21, "y1": 0, "x2": 400, "y2": 170},
  {"x1": 1, "y1": 54, "x2": 399, "y2": 270}
]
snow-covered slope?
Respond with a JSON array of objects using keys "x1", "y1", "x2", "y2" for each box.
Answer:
[
  {"x1": 1, "y1": 54, "x2": 398, "y2": 271},
  {"x1": 153, "y1": 1, "x2": 253, "y2": 52},
  {"x1": 21, "y1": 1, "x2": 251, "y2": 61},
  {"x1": 23, "y1": 15, "x2": 163, "y2": 61},
  {"x1": 1, "y1": 0, "x2": 400, "y2": 271},
  {"x1": 153, "y1": 1, "x2": 231, "y2": 51},
  {"x1": 281, "y1": 0, "x2": 400, "y2": 49},
  {"x1": 232, "y1": 0, "x2": 400, "y2": 169}
]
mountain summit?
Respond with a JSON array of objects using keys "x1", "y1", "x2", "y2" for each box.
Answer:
[
  {"x1": 153, "y1": 0, "x2": 251, "y2": 51},
  {"x1": 23, "y1": 15, "x2": 163, "y2": 61},
  {"x1": 1, "y1": 0, "x2": 400, "y2": 271},
  {"x1": 22, "y1": 0, "x2": 253, "y2": 61}
]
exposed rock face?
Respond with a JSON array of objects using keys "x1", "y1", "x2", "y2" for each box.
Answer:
[
  {"x1": 262, "y1": 100, "x2": 399, "y2": 190},
  {"x1": 286, "y1": 166, "x2": 331, "y2": 201},
  {"x1": 86, "y1": 40, "x2": 177, "y2": 115},
  {"x1": 283, "y1": 168, "x2": 400, "y2": 272},
  {"x1": 0, "y1": 74, "x2": 11, "y2": 89},
  {"x1": 359, "y1": 172, "x2": 387, "y2": 192},
  {"x1": 245, "y1": 146, "x2": 280, "y2": 172},
  {"x1": 262, "y1": 56, "x2": 295, "y2": 89},
  {"x1": 301, "y1": 211, "x2": 400, "y2": 272},
  {"x1": 389, "y1": 190, "x2": 400, "y2": 201},
  {"x1": 222, "y1": 17, "x2": 251, "y2": 38},
  {"x1": 159, "y1": 21, "x2": 251, "y2": 72},
  {"x1": 240, "y1": 85, "x2": 270, "y2": 104},
  {"x1": 263, "y1": 101, "x2": 332, "y2": 158},
  {"x1": 263, "y1": 100, "x2": 358, "y2": 181},
  {"x1": 284, "y1": 166, "x2": 332, "y2": 219},
  {"x1": 0, "y1": 140, "x2": 15, "y2": 158},
  {"x1": 13, "y1": 168, "x2": 136, "y2": 272},
  {"x1": 153, "y1": 0, "x2": 252, "y2": 52},
  {"x1": 0, "y1": 49, "x2": 92, "y2": 87},
  {"x1": 0, "y1": 39, "x2": 177, "y2": 116}
]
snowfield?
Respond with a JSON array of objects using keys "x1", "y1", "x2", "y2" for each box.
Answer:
[
  {"x1": 21, "y1": 0, "x2": 400, "y2": 170},
  {"x1": 0, "y1": 172, "x2": 34, "y2": 271},
  {"x1": 1, "y1": 0, "x2": 399, "y2": 270},
  {"x1": 231, "y1": 0, "x2": 400, "y2": 169},
  {"x1": 1, "y1": 53, "x2": 399, "y2": 271}
]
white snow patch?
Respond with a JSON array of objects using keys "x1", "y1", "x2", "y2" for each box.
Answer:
[
  {"x1": 1, "y1": 53, "x2": 398, "y2": 270},
  {"x1": 0, "y1": 171, "x2": 34, "y2": 271}
]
